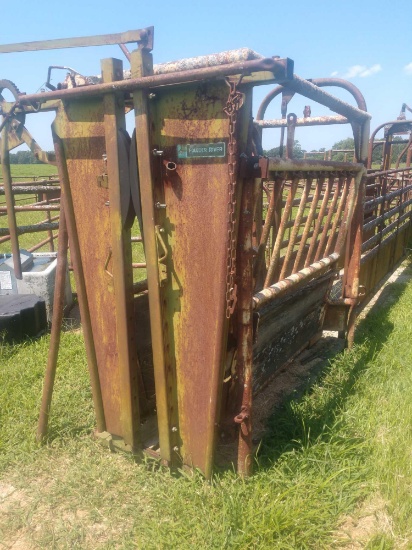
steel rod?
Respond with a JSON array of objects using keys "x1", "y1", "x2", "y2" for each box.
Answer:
[
  {"x1": 1, "y1": 124, "x2": 22, "y2": 278},
  {"x1": 36, "y1": 205, "x2": 68, "y2": 442},
  {"x1": 14, "y1": 58, "x2": 290, "y2": 107},
  {"x1": 254, "y1": 115, "x2": 348, "y2": 128},
  {"x1": 254, "y1": 253, "x2": 340, "y2": 310},
  {"x1": 28, "y1": 233, "x2": 59, "y2": 252},
  {"x1": 0, "y1": 222, "x2": 59, "y2": 236},
  {"x1": 0, "y1": 186, "x2": 61, "y2": 195},
  {"x1": 235, "y1": 178, "x2": 254, "y2": 476}
]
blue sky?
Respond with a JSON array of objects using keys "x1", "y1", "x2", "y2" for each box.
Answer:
[{"x1": 1, "y1": 0, "x2": 411, "y2": 153}]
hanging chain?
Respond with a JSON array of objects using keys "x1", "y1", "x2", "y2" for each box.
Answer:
[{"x1": 224, "y1": 78, "x2": 244, "y2": 318}]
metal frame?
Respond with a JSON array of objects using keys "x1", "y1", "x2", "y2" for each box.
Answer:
[{"x1": 2, "y1": 29, "x2": 410, "y2": 479}]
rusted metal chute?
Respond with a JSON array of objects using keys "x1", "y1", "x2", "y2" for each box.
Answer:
[{"x1": 5, "y1": 29, "x2": 409, "y2": 479}]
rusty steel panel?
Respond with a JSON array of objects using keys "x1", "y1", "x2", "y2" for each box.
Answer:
[
  {"x1": 253, "y1": 274, "x2": 332, "y2": 392},
  {"x1": 53, "y1": 97, "x2": 138, "y2": 442},
  {"x1": 149, "y1": 81, "x2": 251, "y2": 476},
  {"x1": 359, "y1": 168, "x2": 412, "y2": 305}
]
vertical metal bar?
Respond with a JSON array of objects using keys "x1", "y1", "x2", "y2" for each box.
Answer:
[
  {"x1": 53, "y1": 131, "x2": 106, "y2": 433},
  {"x1": 264, "y1": 179, "x2": 298, "y2": 287},
  {"x1": 254, "y1": 177, "x2": 283, "y2": 288},
  {"x1": 344, "y1": 172, "x2": 367, "y2": 346},
  {"x1": 101, "y1": 57, "x2": 140, "y2": 450},
  {"x1": 1, "y1": 124, "x2": 22, "y2": 278},
  {"x1": 131, "y1": 48, "x2": 172, "y2": 463},
  {"x1": 43, "y1": 192, "x2": 55, "y2": 252},
  {"x1": 235, "y1": 177, "x2": 254, "y2": 476},
  {"x1": 314, "y1": 178, "x2": 342, "y2": 262},
  {"x1": 324, "y1": 176, "x2": 349, "y2": 256},
  {"x1": 334, "y1": 174, "x2": 360, "y2": 255},
  {"x1": 293, "y1": 176, "x2": 323, "y2": 271},
  {"x1": 279, "y1": 177, "x2": 312, "y2": 280},
  {"x1": 304, "y1": 176, "x2": 334, "y2": 267},
  {"x1": 36, "y1": 205, "x2": 68, "y2": 442}
]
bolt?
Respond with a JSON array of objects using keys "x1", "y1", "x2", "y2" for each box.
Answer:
[
  {"x1": 152, "y1": 149, "x2": 164, "y2": 157},
  {"x1": 105, "y1": 201, "x2": 110, "y2": 206},
  {"x1": 173, "y1": 446, "x2": 179, "y2": 452},
  {"x1": 171, "y1": 426, "x2": 178, "y2": 432},
  {"x1": 155, "y1": 202, "x2": 167, "y2": 209},
  {"x1": 148, "y1": 93, "x2": 156, "y2": 99}
]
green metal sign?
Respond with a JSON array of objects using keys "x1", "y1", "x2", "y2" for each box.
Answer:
[{"x1": 177, "y1": 142, "x2": 226, "y2": 159}]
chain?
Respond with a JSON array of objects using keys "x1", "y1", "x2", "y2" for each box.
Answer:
[{"x1": 224, "y1": 78, "x2": 244, "y2": 318}]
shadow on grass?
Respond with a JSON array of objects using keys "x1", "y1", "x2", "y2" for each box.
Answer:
[{"x1": 257, "y1": 276, "x2": 409, "y2": 466}]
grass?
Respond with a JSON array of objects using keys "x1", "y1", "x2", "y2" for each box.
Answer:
[{"x1": 1, "y1": 257, "x2": 412, "y2": 548}]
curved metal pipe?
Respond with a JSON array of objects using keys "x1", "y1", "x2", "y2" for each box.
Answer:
[
  {"x1": 367, "y1": 120, "x2": 412, "y2": 169},
  {"x1": 256, "y1": 77, "x2": 367, "y2": 121}
]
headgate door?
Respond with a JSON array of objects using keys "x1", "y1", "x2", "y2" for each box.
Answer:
[{"x1": 252, "y1": 159, "x2": 365, "y2": 390}]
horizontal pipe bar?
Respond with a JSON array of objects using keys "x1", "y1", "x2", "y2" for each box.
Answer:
[
  {"x1": 363, "y1": 197, "x2": 412, "y2": 233},
  {"x1": 362, "y1": 211, "x2": 412, "y2": 253},
  {"x1": 268, "y1": 157, "x2": 364, "y2": 173},
  {"x1": 28, "y1": 233, "x2": 58, "y2": 252},
  {"x1": 0, "y1": 186, "x2": 60, "y2": 195},
  {"x1": 0, "y1": 178, "x2": 60, "y2": 186},
  {"x1": 253, "y1": 253, "x2": 340, "y2": 310},
  {"x1": 364, "y1": 183, "x2": 412, "y2": 212},
  {"x1": 255, "y1": 115, "x2": 348, "y2": 128},
  {"x1": 0, "y1": 28, "x2": 153, "y2": 53},
  {"x1": 0, "y1": 205, "x2": 61, "y2": 212},
  {"x1": 367, "y1": 167, "x2": 412, "y2": 179},
  {"x1": 14, "y1": 58, "x2": 291, "y2": 106},
  {"x1": 0, "y1": 222, "x2": 59, "y2": 237},
  {"x1": 288, "y1": 75, "x2": 371, "y2": 122}
]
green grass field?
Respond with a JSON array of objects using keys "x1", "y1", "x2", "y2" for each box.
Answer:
[
  {"x1": 1, "y1": 257, "x2": 412, "y2": 548},
  {"x1": 0, "y1": 164, "x2": 59, "y2": 253},
  {"x1": 0, "y1": 164, "x2": 146, "y2": 281}
]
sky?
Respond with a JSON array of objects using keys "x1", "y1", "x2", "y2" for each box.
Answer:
[{"x1": 1, "y1": 0, "x2": 411, "y2": 154}]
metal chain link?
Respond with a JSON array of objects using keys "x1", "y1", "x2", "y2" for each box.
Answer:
[{"x1": 224, "y1": 79, "x2": 244, "y2": 318}]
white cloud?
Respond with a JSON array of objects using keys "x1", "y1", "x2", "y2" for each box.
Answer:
[
  {"x1": 404, "y1": 62, "x2": 412, "y2": 75},
  {"x1": 330, "y1": 70, "x2": 339, "y2": 77},
  {"x1": 343, "y1": 64, "x2": 382, "y2": 78},
  {"x1": 360, "y1": 64, "x2": 382, "y2": 77},
  {"x1": 344, "y1": 65, "x2": 365, "y2": 78}
]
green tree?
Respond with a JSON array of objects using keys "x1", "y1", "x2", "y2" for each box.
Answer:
[
  {"x1": 264, "y1": 140, "x2": 305, "y2": 159},
  {"x1": 330, "y1": 137, "x2": 355, "y2": 162}
]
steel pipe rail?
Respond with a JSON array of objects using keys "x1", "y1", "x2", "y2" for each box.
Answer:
[
  {"x1": 268, "y1": 157, "x2": 365, "y2": 173},
  {"x1": 0, "y1": 185, "x2": 61, "y2": 195},
  {"x1": 10, "y1": 57, "x2": 292, "y2": 108},
  {"x1": 253, "y1": 253, "x2": 340, "y2": 310},
  {"x1": 256, "y1": 77, "x2": 368, "y2": 121},
  {"x1": 254, "y1": 115, "x2": 348, "y2": 128}
]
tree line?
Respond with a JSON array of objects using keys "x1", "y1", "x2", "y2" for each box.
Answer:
[
  {"x1": 8, "y1": 151, "x2": 44, "y2": 164},
  {"x1": 264, "y1": 137, "x2": 411, "y2": 165}
]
